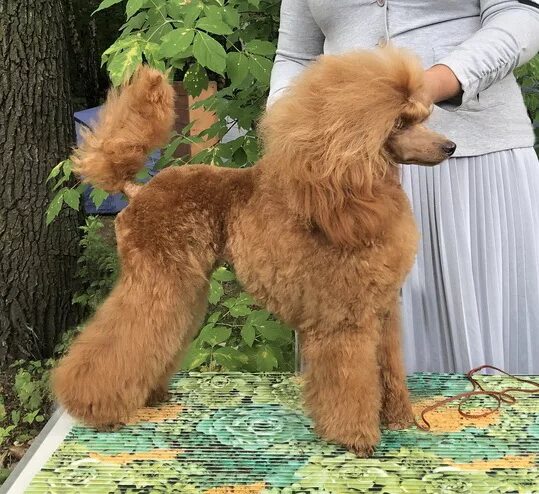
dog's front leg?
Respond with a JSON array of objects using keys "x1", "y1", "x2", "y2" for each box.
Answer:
[
  {"x1": 302, "y1": 322, "x2": 382, "y2": 457},
  {"x1": 378, "y1": 295, "x2": 414, "y2": 430}
]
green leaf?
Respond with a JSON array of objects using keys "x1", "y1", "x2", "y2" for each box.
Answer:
[
  {"x1": 207, "y1": 311, "x2": 221, "y2": 324},
  {"x1": 243, "y1": 135, "x2": 260, "y2": 162},
  {"x1": 245, "y1": 40, "x2": 275, "y2": 57},
  {"x1": 107, "y1": 43, "x2": 143, "y2": 86},
  {"x1": 183, "y1": 63, "x2": 209, "y2": 97},
  {"x1": 222, "y1": 6, "x2": 240, "y2": 27},
  {"x1": 1, "y1": 469, "x2": 11, "y2": 484},
  {"x1": 213, "y1": 347, "x2": 248, "y2": 370},
  {"x1": 23, "y1": 410, "x2": 39, "y2": 424},
  {"x1": 46, "y1": 189, "x2": 65, "y2": 225},
  {"x1": 199, "y1": 324, "x2": 231, "y2": 346},
  {"x1": 257, "y1": 320, "x2": 292, "y2": 342},
  {"x1": 63, "y1": 159, "x2": 73, "y2": 179},
  {"x1": 247, "y1": 0, "x2": 260, "y2": 7},
  {"x1": 63, "y1": 189, "x2": 80, "y2": 211},
  {"x1": 246, "y1": 310, "x2": 269, "y2": 327},
  {"x1": 11, "y1": 410, "x2": 20, "y2": 426},
  {"x1": 212, "y1": 266, "x2": 235, "y2": 282},
  {"x1": 101, "y1": 35, "x2": 139, "y2": 66},
  {"x1": 93, "y1": 0, "x2": 124, "y2": 15},
  {"x1": 90, "y1": 188, "x2": 109, "y2": 209},
  {"x1": 121, "y1": 11, "x2": 147, "y2": 33},
  {"x1": 208, "y1": 278, "x2": 224, "y2": 304},
  {"x1": 126, "y1": 0, "x2": 144, "y2": 18},
  {"x1": 47, "y1": 161, "x2": 64, "y2": 183},
  {"x1": 229, "y1": 304, "x2": 252, "y2": 317},
  {"x1": 241, "y1": 324, "x2": 256, "y2": 347},
  {"x1": 193, "y1": 32, "x2": 227, "y2": 75},
  {"x1": 181, "y1": 345, "x2": 210, "y2": 371},
  {"x1": 196, "y1": 17, "x2": 233, "y2": 35},
  {"x1": 254, "y1": 345, "x2": 278, "y2": 371},
  {"x1": 166, "y1": 1, "x2": 184, "y2": 19},
  {"x1": 232, "y1": 147, "x2": 248, "y2": 167},
  {"x1": 52, "y1": 174, "x2": 68, "y2": 191},
  {"x1": 159, "y1": 28, "x2": 195, "y2": 58},
  {"x1": 143, "y1": 41, "x2": 166, "y2": 72},
  {"x1": 154, "y1": 135, "x2": 184, "y2": 169},
  {"x1": 236, "y1": 292, "x2": 255, "y2": 305},
  {"x1": 227, "y1": 52, "x2": 249, "y2": 87},
  {"x1": 183, "y1": 1, "x2": 204, "y2": 27},
  {"x1": 248, "y1": 54, "x2": 273, "y2": 84},
  {"x1": 136, "y1": 167, "x2": 151, "y2": 181}
]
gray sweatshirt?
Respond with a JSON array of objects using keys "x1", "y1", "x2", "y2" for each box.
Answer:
[{"x1": 269, "y1": 0, "x2": 539, "y2": 157}]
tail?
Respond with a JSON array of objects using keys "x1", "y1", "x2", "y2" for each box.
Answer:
[{"x1": 72, "y1": 66, "x2": 175, "y2": 197}]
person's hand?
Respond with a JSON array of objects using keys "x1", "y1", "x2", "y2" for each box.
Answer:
[{"x1": 423, "y1": 64, "x2": 462, "y2": 104}]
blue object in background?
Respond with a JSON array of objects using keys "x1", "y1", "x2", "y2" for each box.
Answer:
[{"x1": 74, "y1": 107, "x2": 160, "y2": 215}]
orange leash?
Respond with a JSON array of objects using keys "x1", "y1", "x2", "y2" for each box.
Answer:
[{"x1": 414, "y1": 364, "x2": 539, "y2": 431}]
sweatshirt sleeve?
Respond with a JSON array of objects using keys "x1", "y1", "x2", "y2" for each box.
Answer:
[
  {"x1": 267, "y1": 0, "x2": 325, "y2": 106},
  {"x1": 436, "y1": 0, "x2": 539, "y2": 106}
]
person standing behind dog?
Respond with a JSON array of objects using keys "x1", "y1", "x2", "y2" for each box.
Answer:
[{"x1": 269, "y1": 0, "x2": 539, "y2": 374}]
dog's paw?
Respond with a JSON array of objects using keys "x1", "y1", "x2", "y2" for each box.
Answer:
[
  {"x1": 385, "y1": 419, "x2": 413, "y2": 430},
  {"x1": 381, "y1": 405, "x2": 414, "y2": 430},
  {"x1": 325, "y1": 429, "x2": 379, "y2": 458},
  {"x1": 95, "y1": 422, "x2": 127, "y2": 433},
  {"x1": 145, "y1": 388, "x2": 170, "y2": 407},
  {"x1": 348, "y1": 443, "x2": 376, "y2": 458},
  {"x1": 52, "y1": 360, "x2": 136, "y2": 429},
  {"x1": 384, "y1": 413, "x2": 414, "y2": 430}
]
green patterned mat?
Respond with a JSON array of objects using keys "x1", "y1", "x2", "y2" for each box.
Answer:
[{"x1": 26, "y1": 373, "x2": 539, "y2": 493}]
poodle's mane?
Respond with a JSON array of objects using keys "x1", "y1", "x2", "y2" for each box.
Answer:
[{"x1": 259, "y1": 47, "x2": 429, "y2": 246}]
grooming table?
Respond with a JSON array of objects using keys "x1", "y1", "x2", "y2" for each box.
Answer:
[{"x1": 3, "y1": 373, "x2": 539, "y2": 493}]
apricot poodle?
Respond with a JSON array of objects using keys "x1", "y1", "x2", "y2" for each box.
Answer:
[{"x1": 53, "y1": 47, "x2": 455, "y2": 456}]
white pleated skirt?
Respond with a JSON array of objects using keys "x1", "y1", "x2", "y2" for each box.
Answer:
[{"x1": 401, "y1": 147, "x2": 539, "y2": 374}]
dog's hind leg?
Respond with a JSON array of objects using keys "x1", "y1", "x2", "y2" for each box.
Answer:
[
  {"x1": 145, "y1": 353, "x2": 180, "y2": 406},
  {"x1": 52, "y1": 245, "x2": 210, "y2": 428},
  {"x1": 378, "y1": 295, "x2": 413, "y2": 429},
  {"x1": 302, "y1": 319, "x2": 382, "y2": 457},
  {"x1": 146, "y1": 287, "x2": 209, "y2": 407}
]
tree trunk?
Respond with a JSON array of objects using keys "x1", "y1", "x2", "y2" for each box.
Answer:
[
  {"x1": 0, "y1": 0, "x2": 81, "y2": 364},
  {"x1": 66, "y1": 0, "x2": 102, "y2": 109}
]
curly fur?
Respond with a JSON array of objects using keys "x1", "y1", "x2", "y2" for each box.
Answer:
[
  {"x1": 53, "y1": 49, "x2": 450, "y2": 456},
  {"x1": 71, "y1": 66, "x2": 175, "y2": 193},
  {"x1": 259, "y1": 48, "x2": 431, "y2": 245}
]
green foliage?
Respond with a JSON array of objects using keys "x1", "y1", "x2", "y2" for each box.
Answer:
[
  {"x1": 183, "y1": 267, "x2": 295, "y2": 372},
  {"x1": 72, "y1": 217, "x2": 119, "y2": 312},
  {"x1": 46, "y1": 159, "x2": 111, "y2": 225},
  {"x1": 99, "y1": 0, "x2": 280, "y2": 169},
  {"x1": 515, "y1": 55, "x2": 539, "y2": 152},
  {"x1": 46, "y1": 0, "x2": 280, "y2": 224},
  {"x1": 0, "y1": 360, "x2": 53, "y2": 448}
]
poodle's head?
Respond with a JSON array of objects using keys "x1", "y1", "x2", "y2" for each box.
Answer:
[{"x1": 259, "y1": 47, "x2": 455, "y2": 246}]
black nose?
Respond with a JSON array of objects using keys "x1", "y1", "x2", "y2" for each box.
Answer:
[{"x1": 442, "y1": 141, "x2": 457, "y2": 156}]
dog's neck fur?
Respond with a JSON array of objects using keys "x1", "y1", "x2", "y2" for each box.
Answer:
[{"x1": 253, "y1": 158, "x2": 406, "y2": 248}]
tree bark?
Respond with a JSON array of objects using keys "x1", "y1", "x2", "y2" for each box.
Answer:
[
  {"x1": 66, "y1": 0, "x2": 102, "y2": 108},
  {"x1": 0, "y1": 0, "x2": 81, "y2": 364}
]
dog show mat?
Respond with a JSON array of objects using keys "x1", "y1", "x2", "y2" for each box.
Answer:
[{"x1": 3, "y1": 372, "x2": 539, "y2": 493}]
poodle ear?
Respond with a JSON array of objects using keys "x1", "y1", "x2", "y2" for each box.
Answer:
[{"x1": 399, "y1": 97, "x2": 431, "y2": 126}]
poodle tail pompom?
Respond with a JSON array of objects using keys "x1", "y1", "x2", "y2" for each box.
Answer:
[{"x1": 71, "y1": 66, "x2": 175, "y2": 196}]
